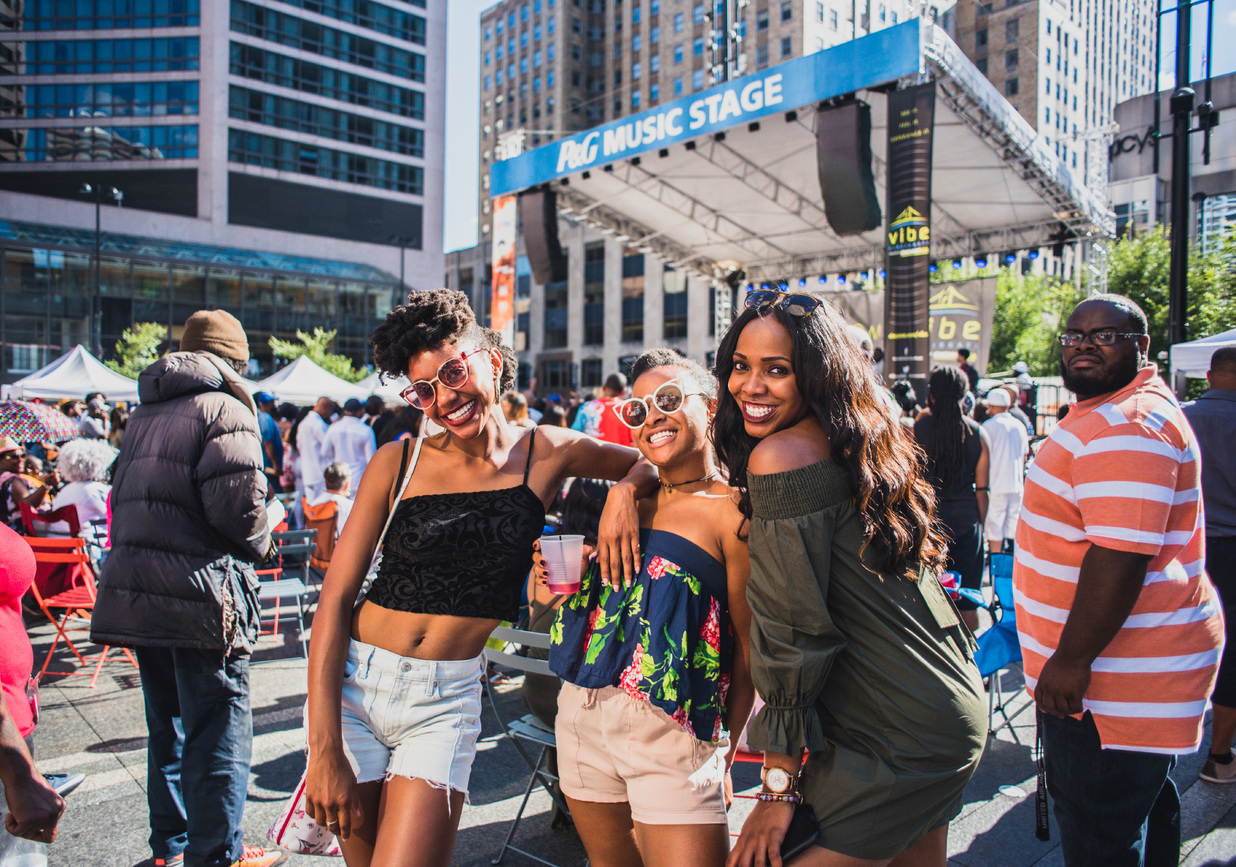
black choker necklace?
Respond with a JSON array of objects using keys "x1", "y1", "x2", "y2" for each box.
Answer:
[{"x1": 660, "y1": 470, "x2": 718, "y2": 492}]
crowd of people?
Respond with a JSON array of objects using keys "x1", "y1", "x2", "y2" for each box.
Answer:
[{"x1": 0, "y1": 291, "x2": 1231, "y2": 867}]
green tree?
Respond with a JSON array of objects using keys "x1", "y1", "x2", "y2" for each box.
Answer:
[
  {"x1": 269, "y1": 328, "x2": 366, "y2": 383},
  {"x1": 105, "y1": 322, "x2": 168, "y2": 378},
  {"x1": 1105, "y1": 225, "x2": 1236, "y2": 360},
  {"x1": 987, "y1": 270, "x2": 1084, "y2": 377}
]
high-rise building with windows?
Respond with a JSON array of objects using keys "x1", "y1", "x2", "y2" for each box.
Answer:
[
  {"x1": 0, "y1": 0, "x2": 445, "y2": 383},
  {"x1": 950, "y1": 0, "x2": 1157, "y2": 186},
  {"x1": 461, "y1": 0, "x2": 923, "y2": 394}
]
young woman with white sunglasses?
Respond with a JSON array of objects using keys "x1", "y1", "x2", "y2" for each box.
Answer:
[
  {"x1": 541, "y1": 348, "x2": 755, "y2": 867},
  {"x1": 304, "y1": 290, "x2": 655, "y2": 867}
]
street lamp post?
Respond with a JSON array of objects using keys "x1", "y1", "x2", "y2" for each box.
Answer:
[{"x1": 79, "y1": 183, "x2": 123, "y2": 358}]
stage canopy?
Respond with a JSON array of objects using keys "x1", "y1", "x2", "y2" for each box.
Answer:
[
  {"x1": 1, "y1": 345, "x2": 140, "y2": 402},
  {"x1": 253, "y1": 356, "x2": 368, "y2": 405},
  {"x1": 355, "y1": 370, "x2": 410, "y2": 404},
  {"x1": 490, "y1": 20, "x2": 1111, "y2": 286}
]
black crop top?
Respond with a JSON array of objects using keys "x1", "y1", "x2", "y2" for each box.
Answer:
[{"x1": 366, "y1": 429, "x2": 547, "y2": 622}]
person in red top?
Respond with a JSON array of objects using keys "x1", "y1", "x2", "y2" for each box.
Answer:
[
  {"x1": 1014, "y1": 295, "x2": 1223, "y2": 866},
  {"x1": 0, "y1": 522, "x2": 66, "y2": 847},
  {"x1": 571, "y1": 373, "x2": 634, "y2": 446}
]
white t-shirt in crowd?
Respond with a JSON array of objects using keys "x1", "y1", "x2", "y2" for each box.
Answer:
[
  {"x1": 49, "y1": 480, "x2": 110, "y2": 539},
  {"x1": 981, "y1": 411, "x2": 1030, "y2": 495},
  {"x1": 308, "y1": 491, "x2": 353, "y2": 540},
  {"x1": 297, "y1": 412, "x2": 330, "y2": 492},
  {"x1": 320, "y1": 415, "x2": 377, "y2": 490}
]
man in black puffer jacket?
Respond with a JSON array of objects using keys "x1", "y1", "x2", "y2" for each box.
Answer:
[{"x1": 92, "y1": 309, "x2": 284, "y2": 867}]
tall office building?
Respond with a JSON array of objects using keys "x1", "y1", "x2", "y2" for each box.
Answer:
[
  {"x1": 0, "y1": 0, "x2": 445, "y2": 382},
  {"x1": 461, "y1": 1, "x2": 928, "y2": 393},
  {"x1": 951, "y1": 0, "x2": 1157, "y2": 183},
  {"x1": 476, "y1": 0, "x2": 922, "y2": 239}
]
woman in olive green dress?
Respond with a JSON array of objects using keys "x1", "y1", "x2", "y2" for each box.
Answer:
[{"x1": 715, "y1": 291, "x2": 987, "y2": 867}]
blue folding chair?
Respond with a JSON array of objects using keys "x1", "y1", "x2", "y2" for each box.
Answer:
[{"x1": 971, "y1": 552, "x2": 1031, "y2": 742}]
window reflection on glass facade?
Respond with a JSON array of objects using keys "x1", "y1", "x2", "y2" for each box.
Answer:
[
  {"x1": 21, "y1": 0, "x2": 202, "y2": 31},
  {"x1": 1, "y1": 228, "x2": 397, "y2": 384},
  {"x1": 15, "y1": 124, "x2": 198, "y2": 162},
  {"x1": 662, "y1": 268, "x2": 687, "y2": 339},
  {"x1": 543, "y1": 281, "x2": 568, "y2": 349},
  {"x1": 583, "y1": 241, "x2": 604, "y2": 346},
  {"x1": 621, "y1": 250, "x2": 644, "y2": 343},
  {"x1": 15, "y1": 37, "x2": 201, "y2": 75}
]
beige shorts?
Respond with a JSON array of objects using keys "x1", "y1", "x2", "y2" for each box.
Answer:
[{"x1": 555, "y1": 683, "x2": 728, "y2": 825}]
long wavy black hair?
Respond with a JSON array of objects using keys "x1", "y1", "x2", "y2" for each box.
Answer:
[
  {"x1": 923, "y1": 366, "x2": 971, "y2": 492},
  {"x1": 711, "y1": 303, "x2": 944, "y2": 581}
]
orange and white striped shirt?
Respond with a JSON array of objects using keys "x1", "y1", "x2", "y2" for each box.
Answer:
[{"x1": 1014, "y1": 364, "x2": 1224, "y2": 754}]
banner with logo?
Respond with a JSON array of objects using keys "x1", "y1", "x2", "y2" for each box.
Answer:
[
  {"x1": 883, "y1": 82, "x2": 935, "y2": 400},
  {"x1": 830, "y1": 277, "x2": 998, "y2": 379},
  {"x1": 490, "y1": 194, "x2": 517, "y2": 347}
]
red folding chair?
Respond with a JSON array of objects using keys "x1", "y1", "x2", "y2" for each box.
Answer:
[
  {"x1": 20, "y1": 501, "x2": 81, "y2": 536},
  {"x1": 25, "y1": 537, "x2": 138, "y2": 688}
]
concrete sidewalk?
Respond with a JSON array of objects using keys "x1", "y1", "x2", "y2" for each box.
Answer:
[{"x1": 21, "y1": 618, "x2": 1236, "y2": 867}]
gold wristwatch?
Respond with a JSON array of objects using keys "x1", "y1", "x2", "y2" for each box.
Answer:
[{"x1": 760, "y1": 766, "x2": 799, "y2": 796}]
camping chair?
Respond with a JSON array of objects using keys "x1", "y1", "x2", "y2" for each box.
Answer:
[
  {"x1": 255, "y1": 528, "x2": 317, "y2": 658},
  {"x1": 301, "y1": 497, "x2": 339, "y2": 583},
  {"x1": 972, "y1": 552, "x2": 1031, "y2": 742},
  {"x1": 25, "y1": 537, "x2": 138, "y2": 688},
  {"x1": 19, "y1": 501, "x2": 81, "y2": 537},
  {"x1": 484, "y1": 625, "x2": 572, "y2": 867}
]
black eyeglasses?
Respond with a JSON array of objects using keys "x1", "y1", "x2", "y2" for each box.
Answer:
[
  {"x1": 1058, "y1": 329, "x2": 1146, "y2": 347},
  {"x1": 744, "y1": 289, "x2": 822, "y2": 317}
]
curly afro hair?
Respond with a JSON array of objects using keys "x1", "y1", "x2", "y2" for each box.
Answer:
[{"x1": 370, "y1": 289, "x2": 516, "y2": 392}]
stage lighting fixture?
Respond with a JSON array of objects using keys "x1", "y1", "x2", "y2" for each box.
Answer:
[
  {"x1": 837, "y1": 274, "x2": 847, "y2": 284},
  {"x1": 929, "y1": 263, "x2": 938, "y2": 273},
  {"x1": 761, "y1": 282, "x2": 771, "y2": 290},
  {"x1": 798, "y1": 278, "x2": 807, "y2": 287},
  {"x1": 878, "y1": 269, "x2": 886, "y2": 279},
  {"x1": 778, "y1": 281, "x2": 788, "y2": 290},
  {"x1": 952, "y1": 259, "x2": 962, "y2": 269},
  {"x1": 818, "y1": 276, "x2": 827, "y2": 284},
  {"x1": 1004, "y1": 252, "x2": 1017, "y2": 264},
  {"x1": 860, "y1": 270, "x2": 870, "y2": 280},
  {"x1": 1028, "y1": 249, "x2": 1040, "y2": 260},
  {"x1": 975, "y1": 256, "x2": 988, "y2": 268}
]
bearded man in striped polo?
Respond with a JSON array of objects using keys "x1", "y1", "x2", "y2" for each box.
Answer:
[{"x1": 1013, "y1": 294, "x2": 1224, "y2": 866}]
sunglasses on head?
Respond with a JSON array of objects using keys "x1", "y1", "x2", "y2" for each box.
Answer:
[
  {"x1": 400, "y1": 348, "x2": 490, "y2": 410},
  {"x1": 744, "y1": 289, "x2": 822, "y2": 317},
  {"x1": 612, "y1": 379, "x2": 707, "y2": 429}
]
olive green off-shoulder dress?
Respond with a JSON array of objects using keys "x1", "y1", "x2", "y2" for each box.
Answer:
[{"x1": 744, "y1": 460, "x2": 987, "y2": 860}]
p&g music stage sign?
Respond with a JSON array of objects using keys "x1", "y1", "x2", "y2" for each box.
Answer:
[{"x1": 489, "y1": 20, "x2": 923, "y2": 198}]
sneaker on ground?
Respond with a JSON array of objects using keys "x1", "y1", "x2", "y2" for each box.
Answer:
[
  {"x1": 231, "y1": 845, "x2": 288, "y2": 867},
  {"x1": 43, "y1": 772, "x2": 86, "y2": 797},
  {"x1": 1199, "y1": 750, "x2": 1236, "y2": 784}
]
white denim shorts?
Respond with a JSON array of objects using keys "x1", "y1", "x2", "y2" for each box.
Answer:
[{"x1": 336, "y1": 639, "x2": 485, "y2": 796}]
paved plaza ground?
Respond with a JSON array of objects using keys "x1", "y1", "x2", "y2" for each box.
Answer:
[{"x1": 21, "y1": 613, "x2": 1236, "y2": 867}]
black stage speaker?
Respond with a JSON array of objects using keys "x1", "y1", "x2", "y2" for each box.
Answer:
[
  {"x1": 520, "y1": 187, "x2": 568, "y2": 285},
  {"x1": 816, "y1": 100, "x2": 882, "y2": 236}
]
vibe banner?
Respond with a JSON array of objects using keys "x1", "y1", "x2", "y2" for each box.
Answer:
[
  {"x1": 490, "y1": 194, "x2": 517, "y2": 348},
  {"x1": 883, "y1": 82, "x2": 936, "y2": 401}
]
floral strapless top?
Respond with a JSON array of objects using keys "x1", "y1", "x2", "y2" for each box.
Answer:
[{"x1": 549, "y1": 528, "x2": 732, "y2": 743}]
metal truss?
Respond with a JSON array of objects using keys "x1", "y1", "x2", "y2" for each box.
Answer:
[
  {"x1": 689, "y1": 137, "x2": 831, "y2": 230},
  {"x1": 556, "y1": 187, "x2": 714, "y2": 276}
]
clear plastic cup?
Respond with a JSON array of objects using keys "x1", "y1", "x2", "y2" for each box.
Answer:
[{"x1": 540, "y1": 534, "x2": 585, "y2": 594}]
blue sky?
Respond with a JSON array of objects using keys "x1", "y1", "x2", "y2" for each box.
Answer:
[{"x1": 442, "y1": 1, "x2": 1236, "y2": 254}]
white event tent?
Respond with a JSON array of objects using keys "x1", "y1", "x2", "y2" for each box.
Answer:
[
  {"x1": 1170, "y1": 327, "x2": 1236, "y2": 381},
  {"x1": 354, "y1": 370, "x2": 410, "y2": 403},
  {"x1": 253, "y1": 356, "x2": 368, "y2": 405},
  {"x1": 1, "y1": 345, "x2": 140, "y2": 402}
]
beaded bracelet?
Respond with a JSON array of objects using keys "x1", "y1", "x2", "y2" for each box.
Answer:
[{"x1": 755, "y1": 792, "x2": 802, "y2": 804}]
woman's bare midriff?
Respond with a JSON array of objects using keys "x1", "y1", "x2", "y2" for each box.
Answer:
[{"x1": 351, "y1": 599, "x2": 501, "y2": 660}]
